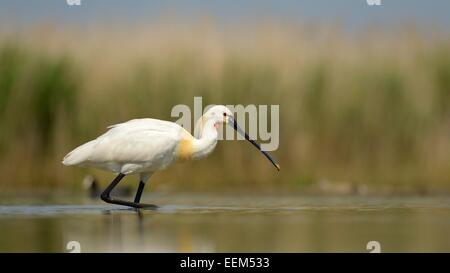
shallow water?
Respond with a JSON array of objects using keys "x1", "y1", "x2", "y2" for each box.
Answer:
[{"x1": 0, "y1": 194, "x2": 449, "y2": 252}]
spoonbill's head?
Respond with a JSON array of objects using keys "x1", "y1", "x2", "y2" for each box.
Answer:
[
  {"x1": 202, "y1": 105, "x2": 233, "y2": 126},
  {"x1": 202, "y1": 105, "x2": 280, "y2": 171}
]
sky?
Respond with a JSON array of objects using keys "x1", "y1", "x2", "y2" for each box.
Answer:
[{"x1": 0, "y1": 0, "x2": 449, "y2": 31}]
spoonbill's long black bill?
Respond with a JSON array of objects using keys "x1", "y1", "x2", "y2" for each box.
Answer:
[{"x1": 228, "y1": 116, "x2": 280, "y2": 171}]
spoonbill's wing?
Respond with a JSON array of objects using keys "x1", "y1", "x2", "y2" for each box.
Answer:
[{"x1": 63, "y1": 118, "x2": 187, "y2": 171}]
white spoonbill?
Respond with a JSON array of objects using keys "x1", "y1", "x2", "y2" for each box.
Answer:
[{"x1": 63, "y1": 105, "x2": 280, "y2": 208}]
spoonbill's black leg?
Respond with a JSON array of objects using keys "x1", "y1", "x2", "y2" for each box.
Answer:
[
  {"x1": 101, "y1": 173, "x2": 157, "y2": 209},
  {"x1": 134, "y1": 181, "x2": 146, "y2": 203}
]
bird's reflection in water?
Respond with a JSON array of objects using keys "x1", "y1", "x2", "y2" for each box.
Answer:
[
  {"x1": 99, "y1": 206, "x2": 214, "y2": 252},
  {"x1": 136, "y1": 209, "x2": 145, "y2": 249},
  {"x1": 101, "y1": 207, "x2": 152, "y2": 252}
]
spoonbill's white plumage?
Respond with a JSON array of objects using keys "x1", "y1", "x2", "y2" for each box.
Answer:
[{"x1": 63, "y1": 105, "x2": 279, "y2": 209}]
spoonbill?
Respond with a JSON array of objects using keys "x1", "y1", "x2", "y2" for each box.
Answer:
[{"x1": 63, "y1": 105, "x2": 280, "y2": 208}]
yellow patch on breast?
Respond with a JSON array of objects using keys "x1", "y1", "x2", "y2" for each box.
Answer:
[
  {"x1": 177, "y1": 128, "x2": 194, "y2": 160},
  {"x1": 177, "y1": 139, "x2": 193, "y2": 160}
]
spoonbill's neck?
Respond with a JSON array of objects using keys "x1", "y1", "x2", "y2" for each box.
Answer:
[{"x1": 191, "y1": 118, "x2": 218, "y2": 160}]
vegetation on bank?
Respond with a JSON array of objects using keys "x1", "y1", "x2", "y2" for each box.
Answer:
[{"x1": 0, "y1": 23, "x2": 450, "y2": 193}]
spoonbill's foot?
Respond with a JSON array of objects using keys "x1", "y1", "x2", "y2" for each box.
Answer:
[
  {"x1": 134, "y1": 203, "x2": 159, "y2": 210},
  {"x1": 101, "y1": 194, "x2": 158, "y2": 210},
  {"x1": 101, "y1": 173, "x2": 158, "y2": 210}
]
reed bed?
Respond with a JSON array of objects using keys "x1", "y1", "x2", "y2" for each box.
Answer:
[{"x1": 0, "y1": 22, "x2": 450, "y2": 193}]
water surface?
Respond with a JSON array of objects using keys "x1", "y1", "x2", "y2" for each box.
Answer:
[{"x1": 0, "y1": 194, "x2": 449, "y2": 252}]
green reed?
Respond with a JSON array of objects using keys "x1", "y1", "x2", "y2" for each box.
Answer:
[{"x1": 0, "y1": 24, "x2": 449, "y2": 193}]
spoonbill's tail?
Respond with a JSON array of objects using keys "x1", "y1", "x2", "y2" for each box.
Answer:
[{"x1": 62, "y1": 140, "x2": 97, "y2": 166}]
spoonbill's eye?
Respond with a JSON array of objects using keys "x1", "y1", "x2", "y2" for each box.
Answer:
[{"x1": 223, "y1": 112, "x2": 227, "y2": 117}]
